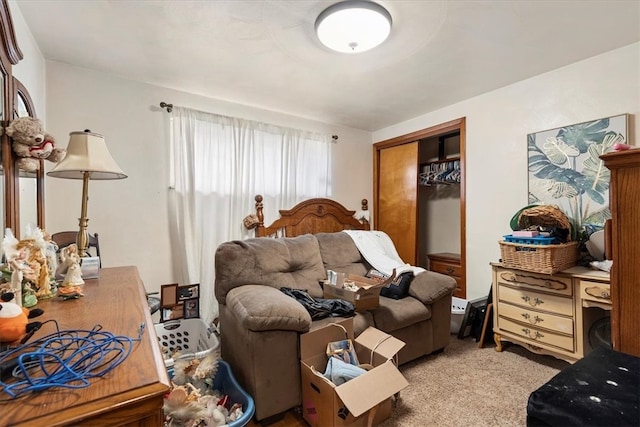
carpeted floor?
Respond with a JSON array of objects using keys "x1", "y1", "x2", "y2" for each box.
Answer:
[{"x1": 379, "y1": 336, "x2": 569, "y2": 427}]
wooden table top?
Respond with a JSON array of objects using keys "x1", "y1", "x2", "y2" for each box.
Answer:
[{"x1": 0, "y1": 266, "x2": 171, "y2": 426}]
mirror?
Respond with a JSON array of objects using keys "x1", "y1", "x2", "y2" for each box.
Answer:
[{"x1": 14, "y1": 77, "x2": 44, "y2": 232}]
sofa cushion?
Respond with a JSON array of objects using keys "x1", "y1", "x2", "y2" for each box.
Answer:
[
  {"x1": 370, "y1": 296, "x2": 431, "y2": 332},
  {"x1": 215, "y1": 234, "x2": 325, "y2": 305},
  {"x1": 409, "y1": 270, "x2": 457, "y2": 305},
  {"x1": 315, "y1": 232, "x2": 369, "y2": 276},
  {"x1": 226, "y1": 285, "x2": 312, "y2": 332}
]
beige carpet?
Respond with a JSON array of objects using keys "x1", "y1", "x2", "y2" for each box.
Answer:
[{"x1": 380, "y1": 336, "x2": 569, "y2": 427}]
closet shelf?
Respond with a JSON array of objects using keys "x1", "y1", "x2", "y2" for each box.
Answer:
[{"x1": 420, "y1": 156, "x2": 461, "y2": 167}]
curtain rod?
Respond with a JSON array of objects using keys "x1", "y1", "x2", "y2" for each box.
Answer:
[{"x1": 159, "y1": 101, "x2": 338, "y2": 140}]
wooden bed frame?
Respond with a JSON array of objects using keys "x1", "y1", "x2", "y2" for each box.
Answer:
[{"x1": 252, "y1": 194, "x2": 370, "y2": 237}]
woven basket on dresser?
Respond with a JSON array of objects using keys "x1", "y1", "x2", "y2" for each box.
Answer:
[
  {"x1": 501, "y1": 204, "x2": 578, "y2": 274},
  {"x1": 517, "y1": 204, "x2": 572, "y2": 235},
  {"x1": 499, "y1": 240, "x2": 578, "y2": 274}
]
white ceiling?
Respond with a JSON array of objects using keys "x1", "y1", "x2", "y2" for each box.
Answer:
[{"x1": 16, "y1": 0, "x2": 640, "y2": 132}]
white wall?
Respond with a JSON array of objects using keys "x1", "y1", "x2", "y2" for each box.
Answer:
[
  {"x1": 373, "y1": 43, "x2": 640, "y2": 300},
  {"x1": 42, "y1": 62, "x2": 373, "y2": 298}
]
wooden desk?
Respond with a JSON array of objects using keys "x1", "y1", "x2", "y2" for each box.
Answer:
[{"x1": 1, "y1": 266, "x2": 171, "y2": 426}]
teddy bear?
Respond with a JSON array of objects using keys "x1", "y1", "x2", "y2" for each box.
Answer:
[{"x1": 4, "y1": 116, "x2": 65, "y2": 172}]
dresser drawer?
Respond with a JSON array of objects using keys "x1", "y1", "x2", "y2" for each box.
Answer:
[
  {"x1": 497, "y1": 284, "x2": 573, "y2": 316},
  {"x1": 498, "y1": 302, "x2": 574, "y2": 336},
  {"x1": 495, "y1": 268, "x2": 572, "y2": 297},
  {"x1": 430, "y1": 260, "x2": 461, "y2": 277},
  {"x1": 497, "y1": 317, "x2": 575, "y2": 352},
  {"x1": 580, "y1": 280, "x2": 611, "y2": 305}
]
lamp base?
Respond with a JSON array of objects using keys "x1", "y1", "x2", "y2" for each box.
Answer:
[{"x1": 80, "y1": 256, "x2": 100, "y2": 279}]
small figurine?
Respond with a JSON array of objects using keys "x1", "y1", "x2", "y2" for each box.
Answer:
[
  {"x1": 59, "y1": 244, "x2": 84, "y2": 287},
  {"x1": 7, "y1": 250, "x2": 33, "y2": 307},
  {"x1": 0, "y1": 292, "x2": 44, "y2": 343},
  {"x1": 3, "y1": 227, "x2": 56, "y2": 303}
]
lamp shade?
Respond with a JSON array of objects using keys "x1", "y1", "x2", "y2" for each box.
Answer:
[
  {"x1": 315, "y1": 0, "x2": 392, "y2": 53},
  {"x1": 47, "y1": 130, "x2": 127, "y2": 180}
]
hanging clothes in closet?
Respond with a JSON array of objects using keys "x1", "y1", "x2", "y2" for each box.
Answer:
[{"x1": 419, "y1": 159, "x2": 461, "y2": 186}]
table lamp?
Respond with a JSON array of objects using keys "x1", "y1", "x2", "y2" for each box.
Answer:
[{"x1": 47, "y1": 129, "x2": 127, "y2": 257}]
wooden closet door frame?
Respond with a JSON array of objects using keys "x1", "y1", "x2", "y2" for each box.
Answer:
[{"x1": 373, "y1": 117, "x2": 466, "y2": 293}]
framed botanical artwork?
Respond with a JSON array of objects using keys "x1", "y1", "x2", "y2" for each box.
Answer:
[
  {"x1": 184, "y1": 298, "x2": 199, "y2": 319},
  {"x1": 528, "y1": 114, "x2": 629, "y2": 241},
  {"x1": 178, "y1": 284, "x2": 199, "y2": 302}
]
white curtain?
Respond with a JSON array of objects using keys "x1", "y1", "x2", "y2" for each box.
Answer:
[{"x1": 168, "y1": 106, "x2": 332, "y2": 325}]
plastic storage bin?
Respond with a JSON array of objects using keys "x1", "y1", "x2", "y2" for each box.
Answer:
[
  {"x1": 212, "y1": 360, "x2": 255, "y2": 427},
  {"x1": 166, "y1": 360, "x2": 255, "y2": 427},
  {"x1": 451, "y1": 297, "x2": 468, "y2": 334},
  {"x1": 503, "y1": 234, "x2": 556, "y2": 245},
  {"x1": 154, "y1": 318, "x2": 220, "y2": 368}
]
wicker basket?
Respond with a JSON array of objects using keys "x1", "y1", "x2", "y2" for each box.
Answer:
[
  {"x1": 517, "y1": 205, "x2": 572, "y2": 240},
  {"x1": 499, "y1": 240, "x2": 578, "y2": 274}
]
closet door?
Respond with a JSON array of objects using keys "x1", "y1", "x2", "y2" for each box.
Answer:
[{"x1": 377, "y1": 141, "x2": 418, "y2": 265}]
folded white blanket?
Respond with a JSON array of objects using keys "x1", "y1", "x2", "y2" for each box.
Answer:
[{"x1": 342, "y1": 230, "x2": 426, "y2": 277}]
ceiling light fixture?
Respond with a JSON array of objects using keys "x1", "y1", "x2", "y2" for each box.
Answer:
[{"x1": 315, "y1": 1, "x2": 392, "y2": 54}]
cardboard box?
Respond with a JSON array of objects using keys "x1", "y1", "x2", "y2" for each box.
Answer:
[
  {"x1": 300, "y1": 318, "x2": 408, "y2": 426},
  {"x1": 323, "y1": 273, "x2": 394, "y2": 311}
]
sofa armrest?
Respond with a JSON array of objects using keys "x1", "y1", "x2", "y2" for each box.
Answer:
[
  {"x1": 409, "y1": 270, "x2": 456, "y2": 305},
  {"x1": 225, "y1": 285, "x2": 312, "y2": 333}
]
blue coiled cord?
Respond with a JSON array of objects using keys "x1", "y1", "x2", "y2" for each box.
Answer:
[{"x1": 0, "y1": 322, "x2": 145, "y2": 398}]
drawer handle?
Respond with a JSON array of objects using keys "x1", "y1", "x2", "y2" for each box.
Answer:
[
  {"x1": 521, "y1": 295, "x2": 544, "y2": 307},
  {"x1": 585, "y1": 286, "x2": 611, "y2": 300},
  {"x1": 521, "y1": 313, "x2": 544, "y2": 325},
  {"x1": 446, "y1": 267, "x2": 455, "y2": 274},
  {"x1": 522, "y1": 328, "x2": 544, "y2": 340}
]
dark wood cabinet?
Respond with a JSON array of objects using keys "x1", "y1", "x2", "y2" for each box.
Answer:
[
  {"x1": 601, "y1": 149, "x2": 640, "y2": 357},
  {"x1": 428, "y1": 252, "x2": 464, "y2": 297},
  {"x1": 0, "y1": 0, "x2": 45, "y2": 238}
]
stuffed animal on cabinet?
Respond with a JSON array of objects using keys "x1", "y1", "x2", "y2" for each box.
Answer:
[{"x1": 4, "y1": 116, "x2": 65, "y2": 172}]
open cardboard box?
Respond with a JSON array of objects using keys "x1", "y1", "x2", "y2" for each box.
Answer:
[
  {"x1": 323, "y1": 271, "x2": 395, "y2": 311},
  {"x1": 300, "y1": 318, "x2": 408, "y2": 426}
]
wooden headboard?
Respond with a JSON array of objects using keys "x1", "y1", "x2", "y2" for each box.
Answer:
[{"x1": 251, "y1": 195, "x2": 370, "y2": 237}]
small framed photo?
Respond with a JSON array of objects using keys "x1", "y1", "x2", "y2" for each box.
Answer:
[
  {"x1": 178, "y1": 284, "x2": 199, "y2": 301},
  {"x1": 184, "y1": 298, "x2": 200, "y2": 319},
  {"x1": 161, "y1": 304, "x2": 184, "y2": 322},
  {"x1": 161, "y1": 283, "x2": 178, "y2": 307}
]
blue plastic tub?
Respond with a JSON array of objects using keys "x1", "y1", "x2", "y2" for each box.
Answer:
[
  {"x1": 215, "y1": 360, "x2": 255, "y2": 426},
  {"x1": 168, "y1": 360, "x2": 255, "y2": 426},
  {"x1": 503, "y1": 234, "x2": 556, "y2": 245}
]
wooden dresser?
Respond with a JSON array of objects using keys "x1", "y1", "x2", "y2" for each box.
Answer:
[
  {"x1": 428, "y1": 252, "x2": 464, "y2": 298},
  {"x1": 492, "y1": 264, "x2": 610, "y2": 363},
  {"x1": 601, "y1": 149, "x2": 640, "y2": 357},
  {"x1": 2, "y1": 266, "x2": 170, "y2": 426}
]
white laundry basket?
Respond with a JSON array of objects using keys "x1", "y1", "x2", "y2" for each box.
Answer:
[
  {"x1": 154, "y1": 318, "x2": 220, "y2": 368},
  {"x1": 451, "y1": 297, "x2": 468, "y2": 334}
]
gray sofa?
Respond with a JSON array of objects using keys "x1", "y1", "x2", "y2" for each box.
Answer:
[{"x1": 214, "y1": 232, "x2": 456, "y2": 422}]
